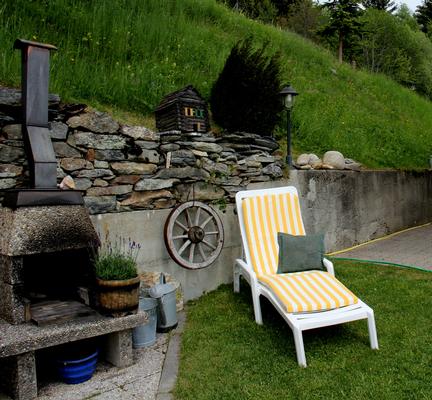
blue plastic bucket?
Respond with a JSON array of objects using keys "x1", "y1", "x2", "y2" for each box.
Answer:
[
  {"x1": 57, "y1": 349, "x2": 98, "y2": 384},
  {"x1": 133, "y1": 297, "x2": 158, "y2": 348}
]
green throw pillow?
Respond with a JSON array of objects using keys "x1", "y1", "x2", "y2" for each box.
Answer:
[{"x1": 277, "y1": 232, "x2": 325, "y2": 274}]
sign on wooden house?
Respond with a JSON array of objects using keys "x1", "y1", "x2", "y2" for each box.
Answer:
[{"x1": 155, "y1": 85, "x2": 210, "y2": 133}]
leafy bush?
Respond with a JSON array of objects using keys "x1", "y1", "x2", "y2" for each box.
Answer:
[
  {"x1": 210, "y1": 38, "x2": 283, "y2": 136},
  {"x1": 358, "y1": 9, "x2": 432, "y2": 98}
]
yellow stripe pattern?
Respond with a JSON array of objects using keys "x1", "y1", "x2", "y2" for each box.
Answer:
[
  {"x1": 242, "y1": 193, "x2": 358, "y2": 312},
  {"x1": 243, "y1": 193, "x2": 305, "y2": 276},
  {"x1": 259, "y1": 271, "x2": 358, "y2": 312}
]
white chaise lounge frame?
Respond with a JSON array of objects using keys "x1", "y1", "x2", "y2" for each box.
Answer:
[{"x1": 234, "y1": 186, "x2": 378, "y2": 367}]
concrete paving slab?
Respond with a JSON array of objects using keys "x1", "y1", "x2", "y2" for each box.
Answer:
[
  {"x1": 0, "y1": 310, "x2": 186, "y2": 400},
  {"x1": 331, "y1": 223, "x2": 432, "y2": 271},
  {"x1": 30, "y1": 333, "x2": 169, "y2": 400},
  {"x1": 157, "y1": 312, "x2": 186, "y2": 399}
]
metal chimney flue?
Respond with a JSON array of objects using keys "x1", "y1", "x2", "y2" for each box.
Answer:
[
  {"x1": 14, "y1": 39, "x2": 58, "y2": 189},
  {"x1": 3, "y1": 39, "x2": 83, "y2": 207}
]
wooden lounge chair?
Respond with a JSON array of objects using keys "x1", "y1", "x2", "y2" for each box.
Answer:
[{"x1": 234, "y1": 186, "x2": 378, "y2": 367}]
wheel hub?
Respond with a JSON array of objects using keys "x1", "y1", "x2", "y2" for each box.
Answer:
[{"x1": 188, "y1": 226, "x2": 205, "y2": 243}]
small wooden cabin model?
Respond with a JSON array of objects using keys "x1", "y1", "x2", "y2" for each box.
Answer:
[{"x1": 155, "y1": 85, "x2": 210, "y2": 133}]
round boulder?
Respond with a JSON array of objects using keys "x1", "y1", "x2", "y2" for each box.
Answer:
[
  {"x1": 323, "y1": 151, "x2": 345, "y2": 170},
  {"x1": 296, "y1": 153, "x2": 310, "y2": 166}
]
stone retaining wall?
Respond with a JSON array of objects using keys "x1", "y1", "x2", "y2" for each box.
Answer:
[{"x1": 0, "y1": 88, "x2": 282, "y2": 212}]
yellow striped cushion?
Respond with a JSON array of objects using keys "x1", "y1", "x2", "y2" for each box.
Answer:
[
  {"x1": 242, "y1": 193, "x2": 305, "y2": 276},
  {"x1": 259, "y1": 271, "x2": 358, "y2": 313}
]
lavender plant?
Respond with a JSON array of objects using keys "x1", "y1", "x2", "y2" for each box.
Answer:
[{"x1": 94, "y1": 237, "x2": 141, "y2": 281}]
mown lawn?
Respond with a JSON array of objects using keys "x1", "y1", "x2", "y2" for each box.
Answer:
[{"x1": 175, "y1": 261, "x2": 431, "y2": 400}]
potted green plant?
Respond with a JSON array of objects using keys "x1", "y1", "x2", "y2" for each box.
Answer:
[{"x1": 93, "y1": 238, "x2": 141, "y2": 317}]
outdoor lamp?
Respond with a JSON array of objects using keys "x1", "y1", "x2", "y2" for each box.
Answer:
[{"x1": 279, "y1": 85, "x2": 298, "y2": 167}]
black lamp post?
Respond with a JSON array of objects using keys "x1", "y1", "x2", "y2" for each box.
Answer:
[{"x1": 279, "y1": 85, "x2": 298, "y2": 167}]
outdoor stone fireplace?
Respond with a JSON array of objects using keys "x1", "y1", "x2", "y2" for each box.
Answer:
[
  {"x1": 0, "y1": 205, "x2": 98, "y2": 325},
  {"x1": 0, "y1": 39, "x2": 147, "y2": 400}
]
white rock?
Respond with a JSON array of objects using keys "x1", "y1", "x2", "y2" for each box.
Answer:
[
  {"x1": 59, "y1": 175, "x2": 75, "y2": 190},
  {"x1": 323, "y1": 151, "x2": 345, "y2": 169},
  {"x1": 296, "y1": 153, "x2": 310, "y2": 166},
  {"x1": 308, "y1": 154, "x2": 320, "y2": 164}
]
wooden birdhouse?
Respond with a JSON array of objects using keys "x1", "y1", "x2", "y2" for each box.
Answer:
[{"x1": 155, "y1": 85, "x2": 210, "y2": 133}]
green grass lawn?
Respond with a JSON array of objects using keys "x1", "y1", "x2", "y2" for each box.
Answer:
[{"x1": 175, "y1": 261, "x2": 432, "y2": 400}]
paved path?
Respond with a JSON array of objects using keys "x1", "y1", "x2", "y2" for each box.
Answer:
[{"x1": 331, "y1": 223, "x2": 432, "y2": 271}]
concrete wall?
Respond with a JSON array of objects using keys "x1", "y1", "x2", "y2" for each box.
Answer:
[
  {"x1": 91, "y1": 205, "x2": 242, "y2": 301},
  {"x1": 92, "y1": 170, "x2": 432, "y2": 300}
]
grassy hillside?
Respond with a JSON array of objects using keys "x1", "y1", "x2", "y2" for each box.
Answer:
[{"x1": 1, "y1": 0, "x2": 432, "y2": 169}]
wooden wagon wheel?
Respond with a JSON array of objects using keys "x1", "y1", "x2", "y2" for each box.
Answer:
[{"x1": 164, "y1": 201, "x2": 224, "y2": 270}]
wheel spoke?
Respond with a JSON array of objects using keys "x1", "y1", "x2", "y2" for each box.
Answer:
[
  {"x1": 202, "y1": 239, "x2": 216, "y2": 250},
  {"x1": 205, "y1": 231, "x2": 219, "y2": 235},
  {"x1": 198, "y1": 243, "x2": 206, "y2": 260},
  {"x1": 189, "y1": 243, "x2": 196, "y2": 263},
  {"x1": 200, "y1": 215, "x2": 213, "y2": 229},
  {"x1": 185, "y1": 209, "x2": 192, "y2": 228},
  {"x1": 194, "y1": 207, "x2": 201, "y2": 226},
  {"x1": 174, "y1": 220, "x2": 188, "y2": 231},
  {"x1": 178, "y1": 240, "x2": 191, "y2": 256},
  {"x1": 172, "y1": 234, "x2": 188, "y2": 240}
]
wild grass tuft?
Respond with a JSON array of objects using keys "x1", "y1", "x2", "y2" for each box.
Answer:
[{"x1": 2, "y1": 0, "x2": 432, "y2": 168}]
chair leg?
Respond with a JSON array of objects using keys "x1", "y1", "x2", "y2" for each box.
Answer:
[
  {"x1": 233, "y1": 264, "x2": 241, "y2": 293},
  {"x1": 367, "y1": 310, "x2": 379, "y2": 350},
  {"x1": 293, "y1": 328, "x2": 307, "y2": 367},
  {"x1": 251, "y1": 285, "x2": 263, "y2": 325}
]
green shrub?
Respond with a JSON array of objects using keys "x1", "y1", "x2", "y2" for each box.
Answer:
[
  {"x1": 93, "y1": 238, "x2": 140, "y2": 280},
  {"x1": 210, "y1": 38, "x2": 283, "y2": 136},
  {"x1": 94, "y1": 251, "x2": 137, "y2": 281}
]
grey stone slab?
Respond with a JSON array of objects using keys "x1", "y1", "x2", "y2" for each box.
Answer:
[
  {"x1": 103, "y1": 330, "x2": 133, "y2": 368},
  {"x1": 121, "y1": 126, "x2": 159, "y2": 141},
  {"x1": 135, "y1": 178, "x2": 178, "y2": 191},
  {"x1": 84, "y1": 196, "x2": 117, "y2": 214},
  {"x1": 49, "y1": 121, "x2": 68, "y2": 140},
  {"x1": 52, "y1": 142, "x2": 82, "y2": 158},
  {"x1": 0, "y1": 313, "x2": 147, "y2": 358},
  {"x1": 67, "y1": 112, "x2": 119, "y2": 134},
  {"x1": 0, "y1": 164, "x2": 23, "y2": 178},
  {"x1": 111, "y1": 162, "x2": 157, "y2": 175},
  {"x1": 87, "y1": 185, "x2": 133, "y2": 196},
  {"x1": 69, "y1": 131, "x2": 125, "y2": 150},
  {"x1": 0, "y1": 144, "x2": 25, "y2": 162}
]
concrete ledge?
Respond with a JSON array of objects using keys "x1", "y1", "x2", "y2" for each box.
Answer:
[
  {"x1": 0, "y1": 312, "x2": 147, "y2": 358},
  {"x1": 156, "y1": 311, "x2": 186, "y2": 400}
]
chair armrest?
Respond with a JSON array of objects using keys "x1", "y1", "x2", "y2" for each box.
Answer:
[{"x1": 323, "y1": 257, "x2": 335, "y2": 276}]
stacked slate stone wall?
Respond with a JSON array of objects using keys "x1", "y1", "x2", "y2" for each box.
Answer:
[{"x1": 0, "y1": 87, "x2": 283, "y2": 214}]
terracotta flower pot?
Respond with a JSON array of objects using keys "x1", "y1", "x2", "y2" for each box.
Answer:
[{"x1": 96, "y1": 276, "x2": 140, "y2": 317}]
